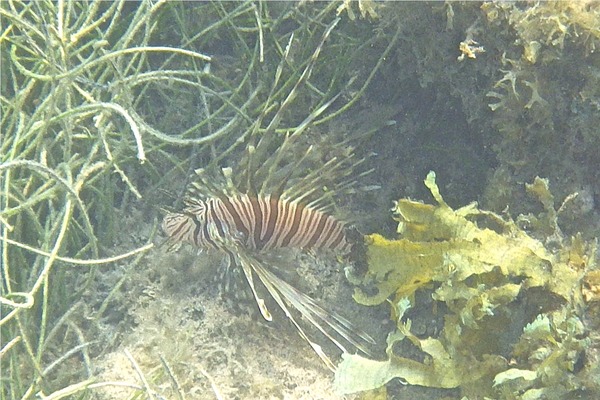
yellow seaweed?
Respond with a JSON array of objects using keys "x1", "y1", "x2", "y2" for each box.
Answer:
[
  {"x1": 336, "y1": 172, "x2": 595, "y2": 398},
  {"x1": 355, "y1": 172, "x2": 578, "y2": 307}
]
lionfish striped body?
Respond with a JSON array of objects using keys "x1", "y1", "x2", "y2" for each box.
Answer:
[{"x1": 162, "y1": 194, "x2": 352, "y2": 255}]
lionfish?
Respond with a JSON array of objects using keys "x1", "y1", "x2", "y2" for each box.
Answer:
[
  {"x1": 162, "y1": 19, "x2": 374, "y2": 371},
  {"x1": 162, "y1": 155, "x2": 374, "y2": 370}
]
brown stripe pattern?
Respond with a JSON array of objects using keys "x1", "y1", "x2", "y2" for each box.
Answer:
[{"x1": 162, "y1": 194, "x2": 351, "y2": 254}]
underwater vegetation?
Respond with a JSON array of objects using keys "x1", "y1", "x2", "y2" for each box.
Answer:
[
  {"x1": 359, "y1": 1, "x2": 600, "y2": 239},
  {"x1": 336, "y1": 172, "x2": 599, "y2": 398},
  {"x1": 480, "y1": 1, "x2": 600, "y2": 232},
  {"x1": 1, "y1": 0, "x2": 389, "y2": 398},
  {"x1": 3, "y1": 0, "x2": 600, "y2": 398}
]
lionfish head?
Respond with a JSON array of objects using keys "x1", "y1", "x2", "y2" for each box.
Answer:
[
  {"x1": 183, "y1": 197, "x2": 207, "y2": 217},
  {"x1": 162, "y1": 211, "x2": 198, "y2": 246}
]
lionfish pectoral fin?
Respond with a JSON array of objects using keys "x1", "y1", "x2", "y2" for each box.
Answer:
[
  {"x1": 252, "y1": 261, "x2": 375, "y2": 357},
  {"x1": 257, "y1": 298, "x2": 272, "y2": 321},
  {"x1": 237, "y1": 254, "x2": 273, "y2": 321},
  {"x1": 245, "y1": 258, "x2": 337, "y2": 371},
  {"x1": 165, "y1": 239, "x2": 182, "y2": 252},
  {"x1": 308, "y1": 341, "x2": 337, "y2": 372}
]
